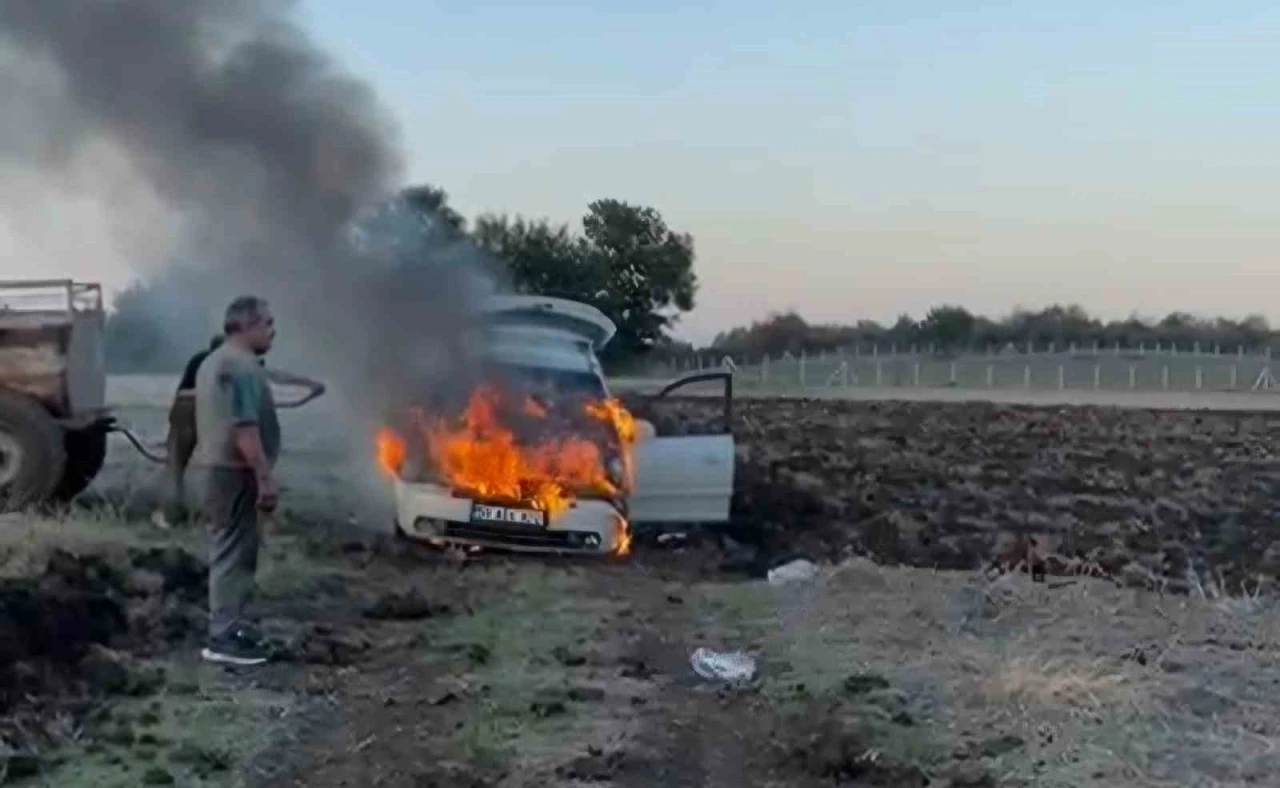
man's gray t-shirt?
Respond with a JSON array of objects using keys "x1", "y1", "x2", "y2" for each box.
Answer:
[{"x1": 193, "y1": 344, "x2": 280, "y2": 468}]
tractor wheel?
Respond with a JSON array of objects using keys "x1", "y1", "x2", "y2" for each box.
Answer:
[
  {"x1": 53, "y1": 424, "x2": 109, "y2": 502},
  {"x1": 0, "y1": 390, "x2": 66, "y2": 512}
]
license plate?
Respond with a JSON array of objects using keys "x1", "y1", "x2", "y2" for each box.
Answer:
[{"x1": 470, "y1": 504, "x2": 546, "y2": 527}]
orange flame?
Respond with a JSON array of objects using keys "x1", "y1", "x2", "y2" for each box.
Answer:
[
  {"x1": 376, "y1": 428, "x2": 406, "y2": 477},
  {"x1": 614, "y1": 517, "x2": 633, "y2": 557},
  {"x1": 378, "y1": 386, "x2": 638, "y2": 530}
]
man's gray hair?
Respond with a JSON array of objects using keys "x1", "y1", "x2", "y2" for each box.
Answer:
[{"x1": 223, "y1": 296, "x2": 270, "y2": 335}]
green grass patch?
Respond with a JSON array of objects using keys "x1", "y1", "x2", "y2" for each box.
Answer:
[
  {"x1": 30, "y1": 660, "x2": 295, "y2": 788},
  {"x1": 425, "y1": 566, "x2": 622, "y2": 772}
]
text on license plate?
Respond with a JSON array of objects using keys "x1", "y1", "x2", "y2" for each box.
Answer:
[{"x1": 470, "y1": 504, "x2": 546, "y2": 526}]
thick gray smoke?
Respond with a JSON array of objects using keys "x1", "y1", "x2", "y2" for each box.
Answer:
[{"x1": 0, "y1": 0, "x2": 495, "y2": 425}]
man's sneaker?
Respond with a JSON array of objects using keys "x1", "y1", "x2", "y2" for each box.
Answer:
[
  {"x1": 201, "y1": 628, "x2": 269, "y2": 666},
  {"x1": 150, "y1": 510, "x2": 174, "y2": 531}
]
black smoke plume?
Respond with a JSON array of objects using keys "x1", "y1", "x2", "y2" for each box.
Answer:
[{"x1": 0, "y1": 0, "x2": 494, "y2": 420}]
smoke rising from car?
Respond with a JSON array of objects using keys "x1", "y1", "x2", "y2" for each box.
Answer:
[{"x1": 0, "y1": 0, "x2": 496, "y2": 455}]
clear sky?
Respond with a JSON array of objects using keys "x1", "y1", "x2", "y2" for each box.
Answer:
[{"x1": 20, "y1": 1, "x2": 1280, "y2": 344}]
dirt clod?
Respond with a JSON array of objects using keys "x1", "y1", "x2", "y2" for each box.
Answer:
[
  {"x1": 0, "y1": 553, "x2": 129, "y2": 711},
  {"x1": 567, "y1": 686, "x2": 606, "y2": 703},
  {"x1": 551, "y1": 645, "x2": 587, "y2": 667},
  {"x1": 464, "y1": 643, "x2": 491, "y2": 666},
  {"x1": 128, "y1": 548, "x2": 207, "y2": 603},
  {"x1": 140, "y1": 765, "x2": 176, "y2": 785},
  {"x1": 940, "y1": 762, "x2": 997, "y2": 787},
  {"x1": 785, "y1": 710, "x2": 928, "y2": 786},
  {"x1": 843, "y1": 672, "x2": 892, "y2": 695},
  {"x1": 530, "y1": 697, "x2": 568, "y2": 718},
  {"x1": 363, "y1": 588, "x2": 450, "y2": 621},
  {"x1": 172, "y1": 741, "x2": 233, "y2": 777},
  {"x1": 292, "y1": 626, "x2": 371, "y2": 666},
  {"x1": 973, "y1": 733, "x2": 1025, "y2": 759},
  {"x1": 556, "y1": 749, "x2": 627, "y2": 782},
  {"x1": 411, "y1": 761, "x2": 493, "y2": 788},
  {"x1": 1, "y1": 753, "x2": 43, "y2": 780},
  {"x1": 618, "y1": 657, "x2": 655, "y2": 680}
]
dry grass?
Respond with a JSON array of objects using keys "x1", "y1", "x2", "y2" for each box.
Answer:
[
  {"x1": 0, "y1": 508, "x2": 198, "y2": 580},
  {"x1": 686, "y1": 558, "x2": 1280, "y2": 787},
  {"x1": 978, "y1": 653, "x2": 1137, "y2": 712}
]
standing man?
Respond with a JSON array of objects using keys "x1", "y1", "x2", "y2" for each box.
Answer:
[
  {"x1": 155, "y1": 334, "x2": 326, "y2": 531},
  {"x1": 195, "y1": 296, "x2": 283, "y2": 666}
]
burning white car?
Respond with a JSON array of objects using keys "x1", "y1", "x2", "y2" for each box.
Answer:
[{"x1": 382, "y1": 296, "x2": 735, "y2": 555}]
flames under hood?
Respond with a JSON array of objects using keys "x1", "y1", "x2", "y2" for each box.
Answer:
[{"x1": 377, "y1": 296, "x2": 637, "y2": 521}]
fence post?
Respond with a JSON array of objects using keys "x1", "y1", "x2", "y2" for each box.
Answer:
[
  {"x1": 986, "y1": 364, "x2": 994, "y2": 388},
  {"x1": 949, "y1": 361, "x2": 957, "y2": 386},
  {"x1": 1115, "y1": 341, "x2": 1121, "y2": 356},
  {"x1": 1023, "y1": 364, "x2": 1032, "y2": 389},
  {"x1": 1194, "y1": 341, "x2": 1201, "y2": 355},
  {"x1": 912, "y1": 362, "x2": 921, "y2": 387},
  {"x1": 1129, "y1": 365, "x2": 1137, "y2": 390},
  {"x1": 799, "y1": 351, "x2": 807, "y2": 388},
  {"x1": 1195, "y1": 365, "x2": 1203, "y2": 390},
  {"x1": 875, "y1": 360, "x2": 883, "y2": 387},
  {"x1": 1238, "y1": 345, "x2": 1245, "y2": 359},
  {"x1": 1230, "y1": 364, "x2": 1238, "y2": 389},
  {"x1": 1171, "y1": 343, "x2": 1178, "y2": 358},
  {"x1": 1139, "y1": 342, "x2": 1146, "y2": 356},
  {"x1": 1093, "y1": 364, "x2": 1101, "y2": 390},
  {"x1": 1161, "y1": 365, "x2": 1169, "y2": 390},
  {"x1": 1057, "y1": 364, "x2": 1065, "y2": 390},
  {"x1": 1214, "y1": 343, "x2": 1221, "y2": 356}
]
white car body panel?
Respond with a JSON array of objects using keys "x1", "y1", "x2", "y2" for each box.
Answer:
[{"x1": 628, "y1": 434, "x2": 735, "y2": 524}]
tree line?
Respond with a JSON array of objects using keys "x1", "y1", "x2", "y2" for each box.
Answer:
[
  {"x1": 703, "y1": 305, "x2": 1277, "y2": 361},
  {"x1": 104, "y1": 188, "x2": 1276, "y2": 372}
]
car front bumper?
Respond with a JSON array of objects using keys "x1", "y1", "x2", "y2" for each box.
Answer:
[{"x1": 393, "y1": 479, "x2": 628, "y2": 555}]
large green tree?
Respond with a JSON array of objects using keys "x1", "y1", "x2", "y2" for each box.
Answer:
[{"x1": 474, "y1": 199, "x2": 698, "y2": 364}]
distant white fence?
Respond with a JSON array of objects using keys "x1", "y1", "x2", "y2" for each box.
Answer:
[{"x1": 646, "y1": 343, "x2": 1280, "y2": 394}]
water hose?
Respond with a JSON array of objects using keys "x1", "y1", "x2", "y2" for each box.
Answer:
[{"x1": 109, "y1": 425, "x2": 168, "y2": 464}]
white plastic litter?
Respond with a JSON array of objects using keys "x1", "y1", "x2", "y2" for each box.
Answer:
[
  {"x1": 767, "y1": 559, "x2": 819, "y2": 586},
  {"x1": 690, "y1": 648, "x2": 757, "y2": 682}
]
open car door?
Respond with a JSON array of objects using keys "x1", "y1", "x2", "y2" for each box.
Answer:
[{"x1": 628, "y1": 372, "x2": 735, "y2": 524}]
